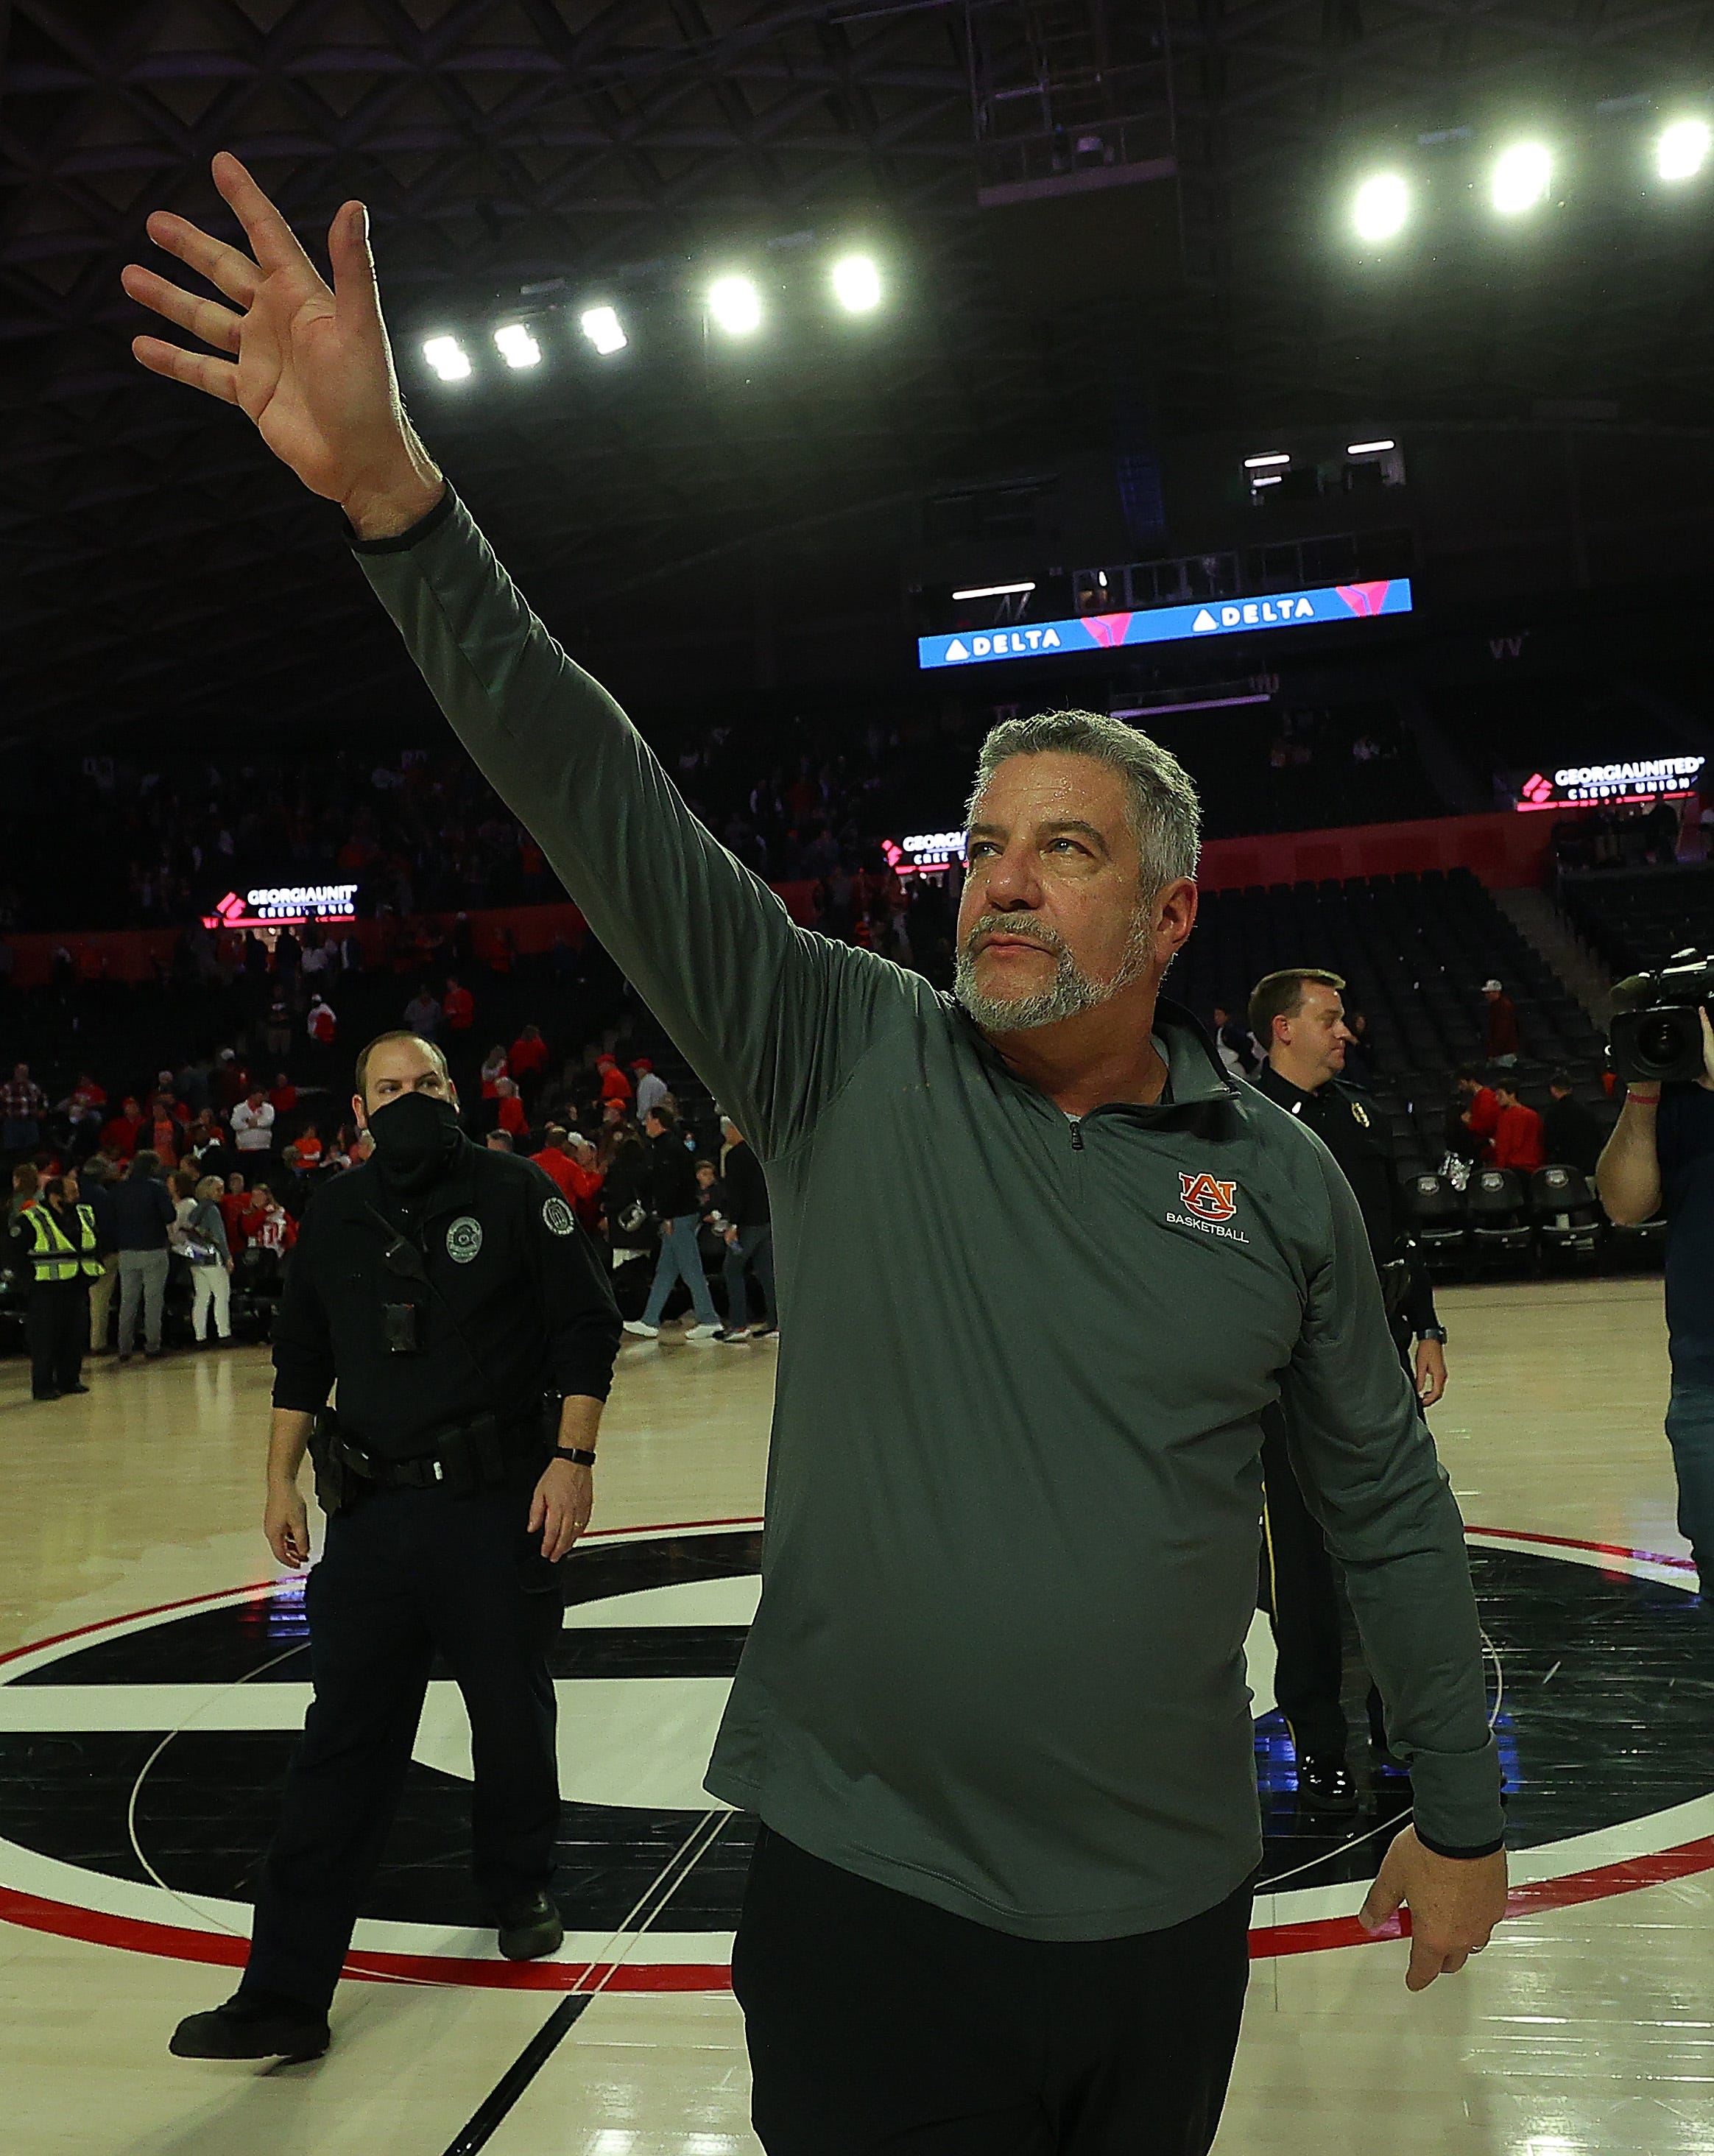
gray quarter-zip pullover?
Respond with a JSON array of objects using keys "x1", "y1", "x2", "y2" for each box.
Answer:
[{"x1": 353, "y1": 487, "x2": 1502, "y2": 1940}]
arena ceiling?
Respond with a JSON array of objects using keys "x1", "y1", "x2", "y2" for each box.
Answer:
[{"x1": 5, "y1": 0, "x2": 1714, "y2": 742}]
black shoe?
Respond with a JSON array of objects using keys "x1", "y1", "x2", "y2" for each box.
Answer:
[
  {"x1": 749, "y1": 1324, "x2": 777, "y2": 1339},
  {"x1": 169, "y1": 1988, "x2": 329, "y2": 2061},
  {"x1": 31, "y1": 1389, "x2": 62, "y2": 1402},
  {"x1": 144, "y1": 1348, "x2": 165, "y2": 1360},
  {"x1": 61, "y1": 1383, "x2": 91, "y2": 1395},
  {"x1": 713, "y1": 1328, "x2": 751, "y2": 1345},
  {"x1": 495, "y1": 1888, "x2": 564, "y2": 1962},
  {"x1": 116, "y1": 1353, "x2": 133, "y2": 1365},
  {"x1": 1297, "y1": 1755, "x2": 1360, "y2": 1814}
]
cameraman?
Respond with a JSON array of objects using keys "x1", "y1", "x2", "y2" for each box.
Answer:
[{"x1": 1595, "y1": 1011, "x2": 1714, "y2": 1582}]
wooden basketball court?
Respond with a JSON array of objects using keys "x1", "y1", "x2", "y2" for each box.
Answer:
[{"x1": 0, "y1": 1275, "x2": 1707, "y2": 2156}]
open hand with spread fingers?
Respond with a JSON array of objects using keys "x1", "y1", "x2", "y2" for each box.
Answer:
[{"x1": 121, "y1": 151, "x2": 444, "y2": 540}]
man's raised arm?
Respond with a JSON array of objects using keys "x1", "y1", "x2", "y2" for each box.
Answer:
[{"x1": 123, "y1": 153, "x2": 913, "y2": 1153}]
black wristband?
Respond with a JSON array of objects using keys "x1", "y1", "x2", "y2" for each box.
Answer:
[{"x1": 553, "y1": 1445, "x2": 598, "y2": 1468}]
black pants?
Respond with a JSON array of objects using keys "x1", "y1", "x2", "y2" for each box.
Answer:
[
  {"x1": 733, "y1": 1827, "x2": 1253, "y2": 2155},
  {"x1": 243, "y1": 1459, "x2": 560, "y2": 2014},
  {"x1": 27, "y1": 1280, "x2": 87, "y2": 1397}
]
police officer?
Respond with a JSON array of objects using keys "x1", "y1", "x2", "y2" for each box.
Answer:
[
  {"x1": 171, "y1": 1029, "x2": 621, "y2": 2062},
  {"x1": 13, "y1": 1172, "x2": 101, "y2": 1400},
  {"x1": 1247, "y1": 969, "x2": 1449, "y2": 1813}
]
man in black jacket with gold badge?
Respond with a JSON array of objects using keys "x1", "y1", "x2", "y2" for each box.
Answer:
[
  {"x1": 171, "y1": 1029, "x2": 621, "y2": 2063},
  {"x1": 1249, "y1": 970, "x2": 1449, "y2": 1814}
]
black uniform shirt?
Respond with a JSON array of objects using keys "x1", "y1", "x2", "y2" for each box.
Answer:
[
  {"x1": 1251, "y1": 1063, "x2": 1439, "y2": 1337},
  {"x1": 271, "y1": 1136, "x2": 621, "y2": 1459}
]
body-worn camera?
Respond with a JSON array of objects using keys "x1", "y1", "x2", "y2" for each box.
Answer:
[{"x1": 1609, "y1": 949, "x2": 1714, "y2": 1084}]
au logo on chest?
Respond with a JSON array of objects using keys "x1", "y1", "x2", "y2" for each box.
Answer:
[{"x1": 1177, "y1": 1172, "x2": 1238, "y2": 1225}]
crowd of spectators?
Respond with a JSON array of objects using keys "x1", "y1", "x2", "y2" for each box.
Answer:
[
  {"x1": 0, "y1": 687, "x2": 1441, "y2": 940},
  {"x1": 2, "y1": 979, "x2": 781, "y2": 1355}
]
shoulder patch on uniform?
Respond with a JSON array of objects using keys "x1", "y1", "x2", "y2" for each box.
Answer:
[
  {"x1": 446, "y1": 1215, "x2": 483, "y2": 1264},
  {"x1": 542, "y1": 1196, "x2": 576, "y2": 1237}
]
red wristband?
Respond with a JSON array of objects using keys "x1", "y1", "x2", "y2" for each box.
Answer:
[{"x1": 1628, "y1": 1090, "x2": 1662, "y2": 1105}]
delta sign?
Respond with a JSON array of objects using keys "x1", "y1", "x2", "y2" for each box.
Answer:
[{"x1": 917, "y1": 578, "x2": 1413, "y2": 672}]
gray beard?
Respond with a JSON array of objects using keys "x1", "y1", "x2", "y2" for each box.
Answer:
[{"x1": 953, "y1": 912, "x2": 1152, "y2": 1035}]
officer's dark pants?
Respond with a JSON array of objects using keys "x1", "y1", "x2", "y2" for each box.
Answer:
[
  {"x1": 27, "y1": 1280, "x2": 88, "y2": 1396},
  {"x1": 1260, "y1": 1322, "x2": 1417, "y2": 1761},
  {"x1": 735, "y1": 1827, "x2": 1252, "y2": 2155},
  {"x1": 243, "y1": 1459, "x2": 560, "y2": 2015}
]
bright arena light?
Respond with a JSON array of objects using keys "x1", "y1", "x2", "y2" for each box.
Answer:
[
  {"x1": 493, "y1": 323, "x2": 542, "y2": 369},
  {"x1": 1657, "y1": 118, "x2": 1712, "y2": 182},
  {"x1": 1347, "y1": 438, "x2": 1396, "y2": 455},
  {"x1": 1352, "y1": 172, "x2": 1409, "y2": 242},
  {"x1": 708, "y1": 275, "x2": 762, "y2": 335},
  {"x1": 579, "y1": 305, "x2": 628, "y2": 355},
  {"x1": 1243, "y1": 452, "x2": 1291, "y2": 470},
  {"x1": 422, "y1": 335, "x2": 471, "y2": 382},
  {"x1": 830, "y1": 254, "x2": 882, "y2": 312},
  {"x1": 1492, "y1": 141, "x2": 1552, "y2": 214}
]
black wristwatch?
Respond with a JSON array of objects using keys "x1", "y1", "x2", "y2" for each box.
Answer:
[
  {"x1": 553, "y1": 1445, "x2": 598, "y2": 1468},
  {"x1": 1417, "y1": 1325, "x2": 1448, "y2": 1344}
]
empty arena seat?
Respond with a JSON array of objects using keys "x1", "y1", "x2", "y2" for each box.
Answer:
[
  {"x1": 1466, "y1": 1168, "x2": 1534, "y2": 1273},
  {"x1": 1408, "y1": 1172, "x2": 1469, "y2": 1277},
  {"x1": 1530, "y1": 1165, "x2": 1604, "y2": 1268}
]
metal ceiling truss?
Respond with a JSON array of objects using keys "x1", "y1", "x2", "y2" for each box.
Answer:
[{"x1": 4, "y1": 0, "x2": 1713, "y2": 741}]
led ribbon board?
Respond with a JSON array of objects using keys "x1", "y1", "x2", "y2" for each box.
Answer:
[
  {"x1": 917, "y1": 578, "x2": 1413, "y2": 671},
  {"x1": 1515, "y1": 758, "x2": 1706, "y2": 813},
  {"x1": 200, "y1": 884, "x2": 359, "y2": 931}
]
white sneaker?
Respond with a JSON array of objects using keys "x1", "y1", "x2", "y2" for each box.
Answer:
[
  {"x1": 623, "y1": 1320, "x2": 660, "y2": 1339},
  {"x1": 685, "y1": 1322, "x2": 722, "y2": 1339}
]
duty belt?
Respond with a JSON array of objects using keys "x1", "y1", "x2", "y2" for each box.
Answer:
[{"x1": 312, "y1": 1408, "x2": 541, "y2": 1509}]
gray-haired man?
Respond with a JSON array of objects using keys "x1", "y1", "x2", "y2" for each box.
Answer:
[{"x1": 127, "y1": 152, "x2": 1508, "y2": 2155}]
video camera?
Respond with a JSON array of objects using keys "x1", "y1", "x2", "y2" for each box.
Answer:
[{"x1": 1609, "y1": 949, "x2": 1714, "y2": 1085}]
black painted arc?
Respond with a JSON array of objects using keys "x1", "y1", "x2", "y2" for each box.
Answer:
[{"x1": 441, "y1": 1993, "x2": 593, "y2": 2156}]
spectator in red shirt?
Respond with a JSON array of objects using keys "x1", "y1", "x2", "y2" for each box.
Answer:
[
  {"x1": 443, "y1": 976, "x2": 475, "y2": 1034},
  {"x1": 294, "y1": 1122, "x2": 325, "y2": 1169},
  {"x1": 596, "y1": 1054, "x2": 632, "y2": 1107},
  {"x1": 495, "y1": 1077, "x2": 529, "y2": 1138},
  {"x1": 509, "y1": 1023, "x2": 549, "y2": 1113},
  {"x1": 269, "y1": 1072, "x2": 298, "y2": 1117},
  {"x1": 532, "y1": 1123, "x2": 605, "y2": 1228},
  {"x1": 147, "y1": 1096, "x2": 182, "y2": 1170},
  {"x1": 213, "y1": 1049, "x2": 250, "y2": 1111},
  {"x1": 219, "y1": 1170, "x2": 250, "y2": 1254},
  {"x1": 532, "y1": 1124, "x2": 579, "y2": 1202},
  {"x1": 103, "y1": 1097, "x2": 146, "y2": 1158},
  {"x1": 479, "y1": 1045, "x2": 508, "y2": 1099},
  {"x1": 1453, "y1": 1066, "x2": 1501, "y2": 1164},
  {"x1": 1491, "y1": 1080, "x2": 1546, "y2": 1174},
  {"x1": 1482, "y1": 979, "x2": 1521, "y2": 1066}
]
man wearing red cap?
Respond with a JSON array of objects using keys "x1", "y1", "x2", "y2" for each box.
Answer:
[{"x1": 632, "y1": 1058, "x2": 666, "y2": 1121}]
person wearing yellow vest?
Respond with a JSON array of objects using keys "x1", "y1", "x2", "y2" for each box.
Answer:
[{"x1": 14, "y1": 1173, "x2": 102, "y2": 1401}]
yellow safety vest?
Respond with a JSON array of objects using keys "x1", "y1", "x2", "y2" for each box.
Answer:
[{"x1": 24, "y1": 1202, "x2": 102, "y2": 1284}]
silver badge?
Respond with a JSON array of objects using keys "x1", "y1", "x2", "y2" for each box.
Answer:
[
  {"x1": 542, "y1": 1196, "x2": 576, "y2": 1237},
  {"x1": 1352, "y1": 1102, "x2": 1371, "y2": 1129},
  {"x1": 446, "y1": 1215, "x2": 484, "y2": 1264}
]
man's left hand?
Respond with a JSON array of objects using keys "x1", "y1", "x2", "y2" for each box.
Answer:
[
  {"x1": 1359, "y1": 1825, "x2": 1508, "y2": 1990},
  {"x1": 1414, "y1": 1336, "x2": 1448, "y2": 1408},
  {"x1": 528, "y1": 1459, "x2": 593, "y2": 1561}
]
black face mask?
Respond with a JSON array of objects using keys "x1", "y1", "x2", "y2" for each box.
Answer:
[{"x1": 367, "y1": 1091, "x2": 462, "y2": 1193}]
